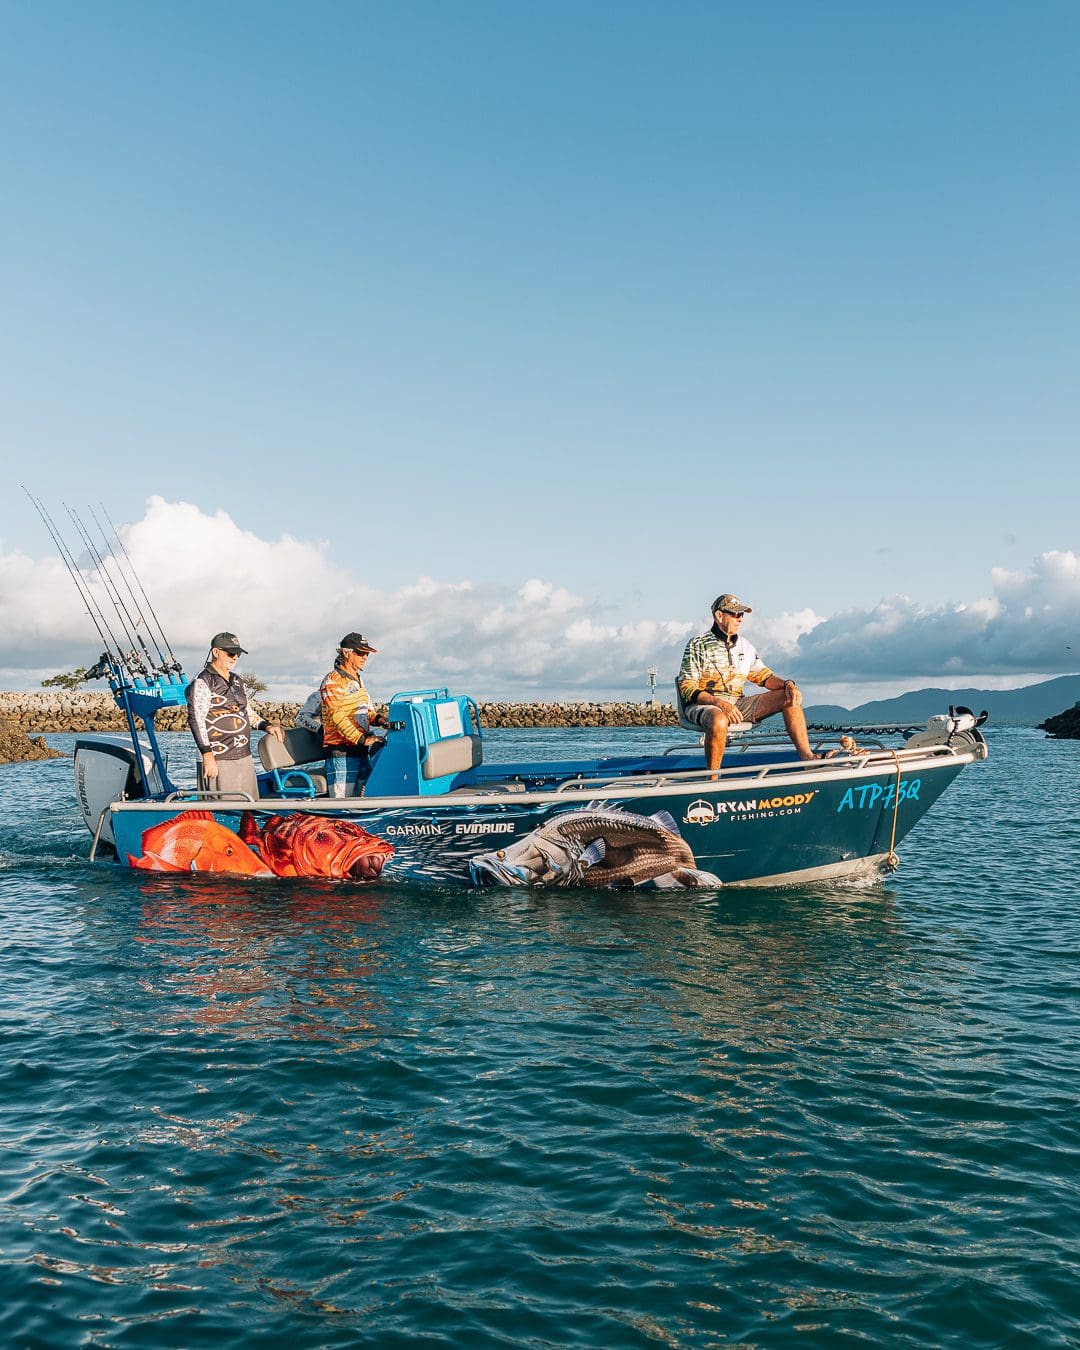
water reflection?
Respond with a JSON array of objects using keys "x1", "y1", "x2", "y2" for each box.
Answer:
[{"x1": 134, "y1": 874, "x2": 389, "y2": 1041}]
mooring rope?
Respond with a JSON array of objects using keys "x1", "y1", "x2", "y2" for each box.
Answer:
[{"x1": 883, "y1": 748, "x2": 904, "y2": 871}]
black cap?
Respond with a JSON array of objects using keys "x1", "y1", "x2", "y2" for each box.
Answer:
[
  {"x1": 340, "y1": 632, "x2": 377, "y2": 654},
  {"x1": 210, "y1": 631, "x2": 247, "y2": 654},
  {"x1": 711, "y1": 593, "x2": 752, "y2": 616}
]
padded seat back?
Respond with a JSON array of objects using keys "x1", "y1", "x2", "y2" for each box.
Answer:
[
  {"x1": 258, "y1": 727, "x2": 327, "y2": 797},
  {"x1": 421, "y1": 733, "x2": 483, "y2": 781},
  {"x1": 258, "y1": 726, "x2": 324, "y2": 773}
]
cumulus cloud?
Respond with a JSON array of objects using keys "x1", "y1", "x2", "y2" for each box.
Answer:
[
  {"x1": 2, "y1": 498, "x2": 1077, "y2": 700},
  {"x1": 765, "y1": 551, "x2": 1080, "y2": 682},
  {"x1": 0, "y1": 497, "x2": 695, "y2": 699}
]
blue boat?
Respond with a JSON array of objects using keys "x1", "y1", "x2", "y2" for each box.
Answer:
[
  {"x1": 33, "y1": 497, "x2": 988, "y2": 890},
  {"x1": 72, "y1": 667, "x2": 988, "y2": 888}
]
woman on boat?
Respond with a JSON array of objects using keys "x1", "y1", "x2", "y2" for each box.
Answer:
[{"x1": 186, "y1": 631, "x2": 283, "y2": 799}]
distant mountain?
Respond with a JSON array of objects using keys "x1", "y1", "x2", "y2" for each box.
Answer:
[{"x1": 804, "y1": 674, "x2": 1080, "y2": 727}]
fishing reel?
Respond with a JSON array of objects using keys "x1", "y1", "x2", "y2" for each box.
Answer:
[{"x1": 84, "y1": 653, "x2": 113, "y2": 682}]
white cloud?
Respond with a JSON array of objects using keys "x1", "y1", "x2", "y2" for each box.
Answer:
[
  {"x1": 2, "y1": 499, "x2": 1078, "y2": 702},
  {"x1": 777, "y1": 553, "x2": 1080, "y2": 682}
]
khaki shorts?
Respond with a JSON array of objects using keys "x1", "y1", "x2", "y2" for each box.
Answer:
[
  {"x1": 197, "y1": 754, "x2": 260, "y2": 800},
  {"x1": 681, "y1": 694, "x2": 765, "y2": 729}
]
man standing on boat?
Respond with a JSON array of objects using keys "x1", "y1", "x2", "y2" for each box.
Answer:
[
  {"x1": 186, "y1": 632, "x2": 284, "y2": 799},
  {"x1": 320, "y1": 632, "x2": 388, "y2": 797},
  {"x1": 677, "y1": 594, "x2": 817, "y2": 771}
]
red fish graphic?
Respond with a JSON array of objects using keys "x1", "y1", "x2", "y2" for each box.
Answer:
[
  {"x1": 129, "y1": 811, "x2": 273, "y2": 875},
  {"x1": 239, "y1": 813, "x2": 394, "y2": 880}
]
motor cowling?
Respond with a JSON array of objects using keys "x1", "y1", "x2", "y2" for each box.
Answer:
[
  {"x1": 73, "y1": 735, "x2": 163, "y2": 848},
  {"x1": 904, "y1": 705, "x2": 988, "y2": 758}
]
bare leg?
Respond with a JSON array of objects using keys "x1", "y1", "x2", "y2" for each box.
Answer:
[
  {"x1": 702, "y1": 706, "x2": 732, "y2": 772},
  {"x1": 780, "y1": 702, "x2": 817, "y2": 760},
  {"x1": 747, "y1": 687, "x2": 819, "y2": 761}
]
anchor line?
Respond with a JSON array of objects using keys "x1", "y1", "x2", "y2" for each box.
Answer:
[{"x1": 884, "y1": 748, "x2": 903, "y2": 871}]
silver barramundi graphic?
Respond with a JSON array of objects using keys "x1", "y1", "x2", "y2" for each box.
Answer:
[{"x1": 468, "y1": 806, "x2": 722, "y2": 889}]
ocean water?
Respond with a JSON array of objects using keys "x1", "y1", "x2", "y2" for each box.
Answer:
[{"x1": 0, "y1": 726, "x2": 1077, "y2": 1347}]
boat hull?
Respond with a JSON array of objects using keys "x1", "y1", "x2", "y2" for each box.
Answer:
[{"x1": 108, "y1": 751, "x2": 971, "y2": 889}]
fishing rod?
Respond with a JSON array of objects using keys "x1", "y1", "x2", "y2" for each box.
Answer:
[
  {"x1": 99, "y1": 503, "x2": 183, "y2": 674},
  {"x1": 86, "y1": 503, "x2": 168, "y2": 675},
  {"x1": 66, "y1": 505, "x2": 144, "y2": 667},
  {"x1": 66, "y1": 504, "x2": 148, "y2": 676},
  {"x1": 88, "y1": 503, "x2": 163, "y2": 669},
  {"x1": 22, "y1": 487, "x2": 126, "y2": 672}
]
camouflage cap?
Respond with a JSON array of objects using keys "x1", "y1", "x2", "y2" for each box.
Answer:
[{"x1": 711, "y1": 594, "x2": 752, "y2": 615}]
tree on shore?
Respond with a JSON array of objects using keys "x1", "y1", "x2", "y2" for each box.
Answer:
[
  {"x1": 41, "y1": 667, "x2": 93, "y2": 690},
  {"x1": 41, "y1": 665, "x2": 269, "y2": 694}
]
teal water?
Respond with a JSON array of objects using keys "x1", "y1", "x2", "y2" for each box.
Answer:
[{"x1": 1, "y1": 727, "x2": 1077, "y2": 1346}]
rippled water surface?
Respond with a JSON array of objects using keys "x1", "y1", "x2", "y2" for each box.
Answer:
[{"x1": 1, "y1": 726, "x2": 1077, "y2": 1346}]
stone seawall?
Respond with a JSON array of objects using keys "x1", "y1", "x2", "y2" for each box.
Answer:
[{"x1": 0, "y1": 691, "x2": 679, "y2": 735}]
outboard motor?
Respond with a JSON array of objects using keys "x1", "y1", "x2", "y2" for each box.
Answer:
[
  {"x1": 904, "y1": 705, "x2": 989, "y2": 758},
  {"x1": 73, "y1": 735, "x2": 164, "y2": 851}
]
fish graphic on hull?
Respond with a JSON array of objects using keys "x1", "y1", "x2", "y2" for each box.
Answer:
[
  {"x1": 239, "y1": 813, "x2": 394, "y2": 880},
  {"x1": 130, "y1": 811, "x2": 273, "y2": 875},
  {"x1": 130, "y1": 812, "x2": 394, "y2": 880},
  {"x1": 468, "y1": 807, "x2": 722, "y2": 889}
]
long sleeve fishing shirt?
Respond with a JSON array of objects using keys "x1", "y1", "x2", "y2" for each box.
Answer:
[
  {"x1": 319, "y1": 665, "x2": 375, "y2": 748},
  {"x1": 677, "y1": 630, "x2": 775, "y2": 706},
  {"x1": 186, "y1": 668, "x2": 270, "y2": 761}
]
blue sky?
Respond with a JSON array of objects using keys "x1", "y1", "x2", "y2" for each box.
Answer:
[{"x1": 1, "y1": 1, "x2": 1078, "y2": 703}]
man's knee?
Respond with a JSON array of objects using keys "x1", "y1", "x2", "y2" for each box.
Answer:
[
  {"x1": 764, "y1": 684, "x2": 799, "y2": 714},
  {"x1": 703, "y1": 705, "x2": 733, "y2": 732}
]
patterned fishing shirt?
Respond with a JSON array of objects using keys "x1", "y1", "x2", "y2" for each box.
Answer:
[
  {"x1": 676, "y1": 629, "x2": 775, "y2": 707},
  {"x1": 186, "y1": 668, "x2": 271, "y2": 762},
  {"x1": 320, "y1": 664, "x2": 375, "y2": 748}
]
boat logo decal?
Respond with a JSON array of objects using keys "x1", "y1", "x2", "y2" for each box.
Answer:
[
  {"x1": 684, "y1": 791, "x2": 817, "y2": 825},
  {"x1": 684, "y1": 799, "x2": 717, "y2": 825}
]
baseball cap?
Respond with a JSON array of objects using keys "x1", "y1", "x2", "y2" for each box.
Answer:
[
  {"x1": 711, "y1": 594, "x2": 752, "y2": 616},
  {"x1": 340, "y1": 632, "x2": 377, "y2": 654},
  {"x1": 210, "y1": 631, "x2": 247, "y2": 654}
]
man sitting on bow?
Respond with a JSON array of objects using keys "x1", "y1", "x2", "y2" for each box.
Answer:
[{"x1": 677, "y1": 593, "x2": 818, "y2": 771}]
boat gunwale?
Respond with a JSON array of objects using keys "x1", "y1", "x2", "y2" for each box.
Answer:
[{"x1": 107, "y1": 743, "x2": 978, "y2": 816}]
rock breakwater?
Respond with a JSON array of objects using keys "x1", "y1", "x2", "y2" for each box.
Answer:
[{"x1": 0, "y1": 691, "x2": 679, "y2": 738}]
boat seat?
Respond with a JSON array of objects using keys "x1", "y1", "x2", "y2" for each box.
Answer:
[
  {"x1": 675, "y1": 684, "x2": 752, "y2": 739},
  {"x1": 450, "y1": 779, "x2": 527, "y2": 794},
  {"x1": 258, "y1": 727, "x2": 328, "y2": 797},
  {"x1": 421, "y1": 733, "x2": 483, "y2": 781}
]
